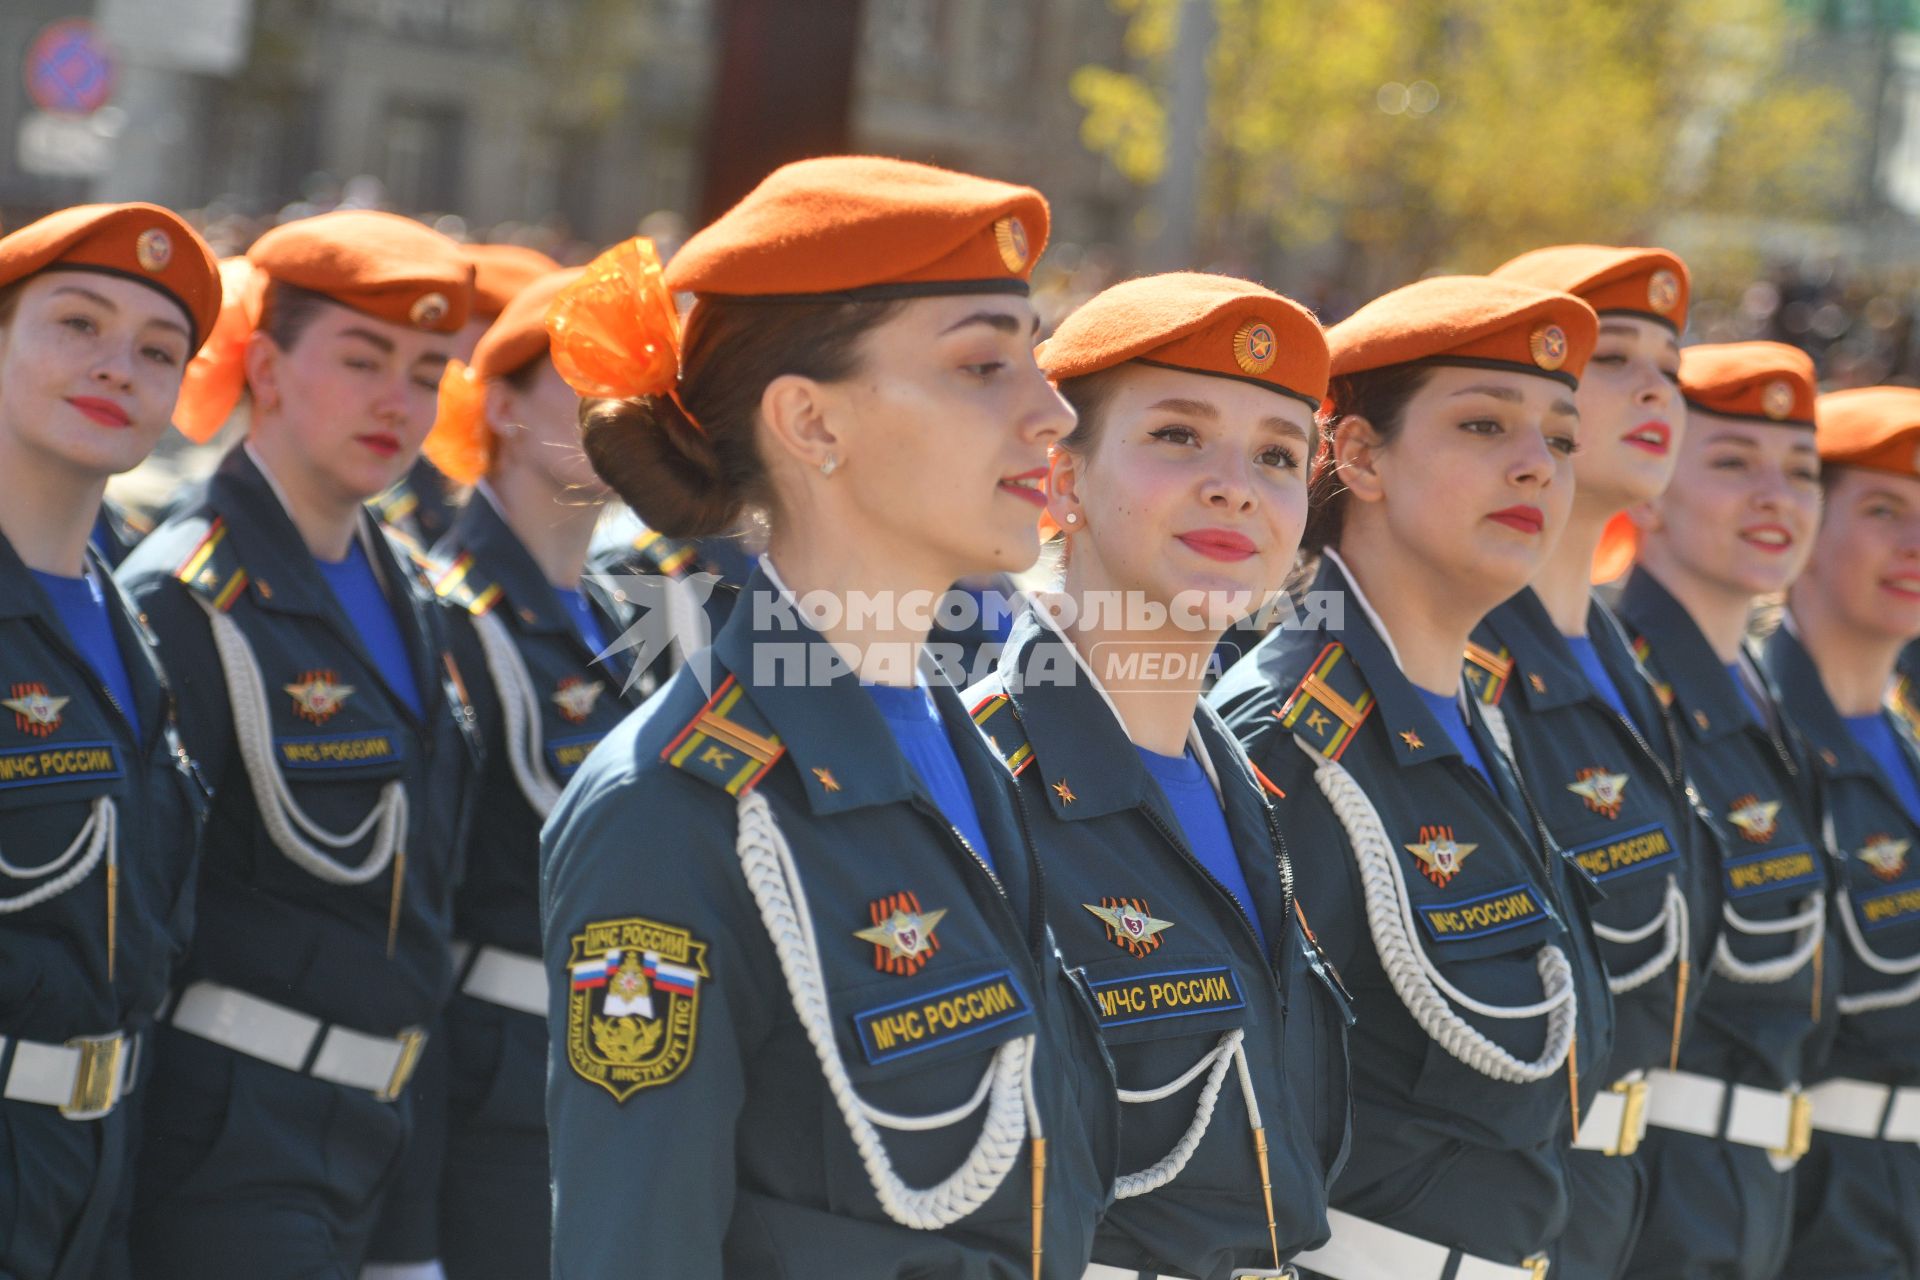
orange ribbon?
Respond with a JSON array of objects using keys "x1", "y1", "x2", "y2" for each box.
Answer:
[{"x1": 544, "y1": 237, "x2": 682, "y2": 406}]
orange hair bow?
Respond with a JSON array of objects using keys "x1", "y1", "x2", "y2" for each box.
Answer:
[
  {"x1": 174, "y1": 256, "x2": 265, "y2": 443},
  {"x1": 544, "y1": 237, "x2": 681, "y2": 404},
  {"x1": 424, "y1": 359, "x2": 492, "y2": 486}
]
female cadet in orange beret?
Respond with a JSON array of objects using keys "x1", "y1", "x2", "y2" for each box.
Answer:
[
  {"x1": 0, "y1": 203, "x2": 219, "y2": 1280},
  {"x1": 409, "y1": 267, "x2": 644, "y2": 1279},
  {"x1": 1759, "y1": 388, "x2": 1920, "y2": 1279},
  {"x1": 538, "y1": 156, "x2": 1118, "y2": 1277},
  {"x1": 1605, "y1": 342, "x2": 1837, "y2": 1280},
  {"x1": 966, "y1": 272, "x2": 1353, "y2": 1279},
  {"x1": 116, "y1": 211, "x2": 485, "y2": 1278},
  {"x1": 1463, "y1": 246, "x2": 1716, "y2": 1278},
  {"x1": 1212, "y1": 277, "x2": 1617, "y2": 1280}
]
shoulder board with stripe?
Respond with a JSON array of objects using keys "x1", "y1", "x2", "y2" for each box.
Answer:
[
  {"x1": 1462, "y1": 640, "x2": 1514, "y2": 706},
  {"x1": 630, "y1": 529, "x2": 702, "y2": 580},
  {"x1": 662, "y1": 674, "x2": 786, "y2": 796},
  {"x1": 969, "y1": 690, "x2": 1035, "y2": 777},
  {"x1": 1278, "y1": 642, "x2": 1375, "y2": 762},
  {"x1": 430, "y1": 551, "x2": 505, "y2": 617},
  {"x1": 172, "y1": 517, "x2": 253, "y2": 612},
  {"x1": 370, "y1": 483, "x2": 420, "y2": 527},
  {"x1": 1890, "y1": 675, "x2": 1920, "y2": 738},
  {"x1": 1628, "y1": 633, "x2": 1675, "y2": 707}
]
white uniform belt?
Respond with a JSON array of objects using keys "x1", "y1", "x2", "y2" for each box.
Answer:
[
  {"x1": 1805, "y1": 1077, "x2": 1920, "y2": 1142},
  {"x1": 1571, "y1": 1070, "x2": 1651, "y2": 1156},
  {"x1": 0, "y1": 1029, "x2": 137, "y2": 1120},
  {"x1": 1643, "y1": 1068, "x2": 1813, "y2": 1159},
  {"x1": 1291, "y1": 1208, "x2": 1549, "y2": 1280},
  {"x1": 1083, "y1": 1265, "x2": 1296, "y2": 1279},
  {"x1": 166, "y1": 980, "x2": 427, "y2": 1102},
  {"x1": 456, "y1": 942, "x2": 547, "y2": 1018}
]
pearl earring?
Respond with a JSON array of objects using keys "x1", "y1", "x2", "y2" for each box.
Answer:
[
  {"x1": 1064, "y1": 512, "x2": 1078, "y2": 525},
  {"x1": 819, "y1": 453, "x2": 839, "y2": 477}
]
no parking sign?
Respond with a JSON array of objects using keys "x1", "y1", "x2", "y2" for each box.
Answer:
[{"x1": 23, "y1": 19, "x2": 116, "y2": 117}]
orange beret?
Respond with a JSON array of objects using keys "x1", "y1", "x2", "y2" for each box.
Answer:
[
  {"x1": 248, "y1": 210, "x2": 474, "y2": 333},
  {"x1": 1814, "y1": 386, "x2": 1920, "y2": 476},
  {"x1": 1037, "y1": 272, "x2": 1328, "y2": 409},
  {"x1": 471, "y1": 267, "x2": 582, "y2": 381},
  {"x1": 1677, "y1": 341, "x2": 1816, "y2": 426},
  {"x1": 666, "y1": 155, "x2": 1048, "y2": 300},
  {"x1": 1326, "y1": 276, "x2": 1599, "y2": 389},
  {"x1": 1492, "y1": 244, "x2": 1690, "y2": 332},
  {"x1": 465, "y1": 242, "x2": 563, "y2": 319},
  {"x1": 0, "y1": 203, "x2": 221, "y2": 350}
]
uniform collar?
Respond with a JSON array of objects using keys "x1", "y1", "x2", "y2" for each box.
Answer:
[
  {"x1": 1475, "y1": 587, "x2": 1597, "y2": 714},
  {"x1": 441, "y1": 486, "x2": 574, "y2": 638},
  {"x1": 1762, "y1": 618, "x2": 1884, "y2": 781},
  {"x1": 1616, "y1": 567, "x2": 1759, "y2": 743}
]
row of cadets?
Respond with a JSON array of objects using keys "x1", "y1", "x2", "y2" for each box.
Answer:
[
  {"x1": 1603, "y1": 341, "x2": 1838, "y2": 1279},
  {"x1": 1765, "y1": 387, "x2": 1920, "y2": 1278},
  {"x1": 1212, "y1": 277, "x2": 1619, "y2": 1279},
  {"x1": 409, "y1": 263, "x2": 646, "y2": 1278},
  {"x1": 115, "y1": 211, "x2": 486, "y2": 1276},
  {"x1": 968, "y1": 272, "x2": 1355, "y2": 1277},
  {"x1": 537, "y1": 156, "x2": 1120, "y2": 1277},
  {"x1": 1464, "y1": 247, "x2": 1718, "y2": 1278},
  {"x1": 0, "y1": 204, "x2": 221, "y2": 1280},
  {"x1": 373, "y1": 242, "x2": 564, "y2": 550}
]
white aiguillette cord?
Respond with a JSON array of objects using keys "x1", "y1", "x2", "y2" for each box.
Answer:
[
  {"x1": 732, "y1": 787, "x2": 1048, "y2": 1272},
  {"x1": 470, "y1": 609, "x2": 563, "y2": 817},
  {"x1": 0, "y1": 795, "x2": 118, "y2": 976}
]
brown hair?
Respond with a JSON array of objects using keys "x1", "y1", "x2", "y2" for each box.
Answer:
[
  {"x1": 258, "y1": 281, "x2": 338, "y2": 352},
  {"x1": 1300, "y1": 363, "x2": 1434, "y2": 554},
  {"x1": 0, "y1": 280, "x2": 23, "y2": 330},
  {"x1": 581, "y1": 295, "x2": 901, "y2": 538},
  {"x1": 1054, "y1": 366, "x2": 1128, "y2": 457}
]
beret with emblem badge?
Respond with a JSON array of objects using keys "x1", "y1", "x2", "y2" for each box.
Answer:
[
  {"x1": 0, "y1": 202, "x2": 221, "y2": 352},
  {"x1": 1814, "y1": 385, "x2": 1920, "y2": 476},
  {"x1": 1326, "y1": 276, "x2": 1599, "y2": 389},
  {"x1": 464, "y1": 242, "x2": 563, "y2": 320},
  {"x1": 247, "y1": 210, "x2": 474, "y2": 333},
  {"x1": 1491, "y1": 244, "x2": 1690, "y2": 332},
  {"x1": 664, "y1": 155, "x2": 1048, "y2": 300},
  {"x1": 1678, "y1": 341, "x2": 1816, "y2": 427},
  {"x1": 1036, "y1": 271, "x2": 1329, "y2": 409}
]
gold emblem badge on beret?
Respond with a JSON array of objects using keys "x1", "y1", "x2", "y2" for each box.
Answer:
[
  {"x1": 1233, "y1": 319, "x2": 1278, "y2": 375},
  {"x1": 993, "y1": 216, "x2": 1030, "y2": 273},
  {"x1": 1529, "y1": 323, "x2": 1569, "y2": 372},
  {"x1": 1761, "y1": 379, "x2": 1794, "y2": 420},
  {"x1": 409, "y1": 291, "x2": 450, "y2": 328},
  {"x1": 134, "y1": 228, "x2": 173, "y2": 274},
  {"x1": 564, "y1": 915, "x2": 709, "y2": 1103},
  {"x1": 1647, "y1": 269, "x2": 1680, "y2": 316}
]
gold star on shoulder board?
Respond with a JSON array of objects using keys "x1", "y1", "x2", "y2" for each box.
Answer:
[
  {"x1": 812, "y1": 767, "x2": 841, "y2": 793},
  {"x1": 1053, "y1": 779, "x2": 1076, "y2": 804},
  {"x1": 853, "y1": 906, "x2": 947, "y2": 960},
  {"x1": 1400, "y1": 729, "x2": 1424, "y2": 750},
  {"x1": 1529, "y1": 673, "x2": 1547, "y2": 693}
]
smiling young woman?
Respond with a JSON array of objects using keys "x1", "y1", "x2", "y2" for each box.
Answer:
[
  {"x1": 537, "y1": 157, "x2": 1117, "y2": 1278},
  {"x1": 0, "y1": 202, "x2": 220, "y2": 1280},
  {"x1": 1761, "y1": 387, "x2": 1920, "y2": 1280},
  {"x1": 1212, "y1": 275, "x2": 1618, "y2": 1280},
  {"x1": 965, "y1": 272, "x2": 1353, "y2": 1279},
  {"x1": 1609, "y1": 342, "x2": 1839, "y2": 1280},
  {"x1": 116, "y1": 211, "x2": 487, "y2": 1278}
]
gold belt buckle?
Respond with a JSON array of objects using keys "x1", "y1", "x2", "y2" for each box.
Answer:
[
  {"x1": 1773, "y1": 1089, "x2": 1814, "y2": 1162},
  {"x1": 378, "y1": 1027, "x2": 429, "y2": 1103},
  {"x1": 1612, "y1": 1078, "x2": 1651, "y2": 1158},
  {"x1": 61, "y1": 1032, "x2": 125, "y2": 1121},
  {"x1": 1524, "y1": 1253, "x2": 1551, "y2": 1280}
]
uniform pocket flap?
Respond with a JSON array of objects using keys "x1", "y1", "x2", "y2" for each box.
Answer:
[{"x1": 1410, "y1": 881, "x2": 1559, "y2": 962}]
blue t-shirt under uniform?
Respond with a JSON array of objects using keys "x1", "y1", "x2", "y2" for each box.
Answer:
[
  {"x1": 1846, "y1": 712, "x2": 1920, "y2": 828},
  {"x1": 865, "y1": 683, "x2": 995, "y2": 872},
  {"x1": 553, "y1": 586, "x2": 608, "y2": 655},
  {"x1": 1565, "y1": 634, "x2": 1638, "y2": 733},
  {"x1": 1415, "y1": 685, "x2": 1492, "y2": 787},
  {"x1": 32, "y1": 567, "x2": 140, "y2": 742},
  {"x1": 1136, "y1": 744, "x2": 1267, "y2": 950},
  {"x1": 315, "y1": 541, "x2": 423, "y2": 719}
]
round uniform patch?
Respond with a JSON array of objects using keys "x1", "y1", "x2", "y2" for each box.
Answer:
[
  {"x1": 1529, "y1": 322, "x2": 1569, "y2": 372},
  {"x1": 134, "y1": 228, "x2": 172, "y2": 274},
  {"x1": 1233, "y1": 319, "x2": 1278, "y2": 375},
  {"x1": 993, "y1": 216, "x2": 1029, "y2": 273},
  {"x1": 1647, "y1": 269, "x2": 1680, "y2": 316},
  {"x1": 1761, "y1": 379, "x2": 1795, "y2": 420},
  {"x1": 409, "y1": 291, "x2": 450, "y2": 328}
]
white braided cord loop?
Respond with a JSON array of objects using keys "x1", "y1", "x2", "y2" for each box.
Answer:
[
  {"x1": 1713, "y1": 892, "x2": 1824, "y2": 985},
  {"x1": 1111, "y1": 1028, "x2": 1246, "y2": 1199},
  {"x1": 1300, "y1": 739, "x2": 1576, "y2": 1082},
  {"x1": 0, "y1": 795, "x2": 115, "y2": 913},
  {"x1": 200, "y1": 598, "x2": 408, "y2": 884},
  {"x1": 1480, "y1": 699, "x2": 1515, "y2": 764},
  {"x1": 471, "y1": 610, "x2": 563, "y2": 818},
  {"x1": 1592, "y1": 876, "x2": 1689, "y2": 995},
  {"x1": 732, "y1": 787, "x2": 1033, "y2": 1229}
]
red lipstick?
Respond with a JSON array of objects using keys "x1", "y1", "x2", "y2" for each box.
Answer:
[
  {"x1": 67, "y1": 396, "x2": 131, "y2": 428},
  {"x1": 355, "y1": 432, "x2": 401, "y2": 459},
  {"x1": 1739, "y1": 522, "x2": 1793, "y2": 554},
  {"x1": 1176, "y1": 528, "x2": 1258, "y2": 562},
  {"x1": 1622, "y1": 421, "x2": 1671, "y2": 456},
  {"x1": 998, "y1": 466, "x2": 1048, "y2": 509},
  {"x1": 1487, "y1": 505, "x2": 1545, "y2": 535}
]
